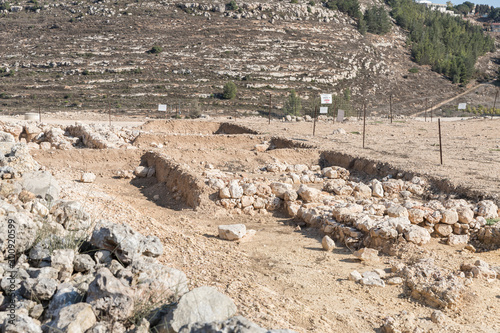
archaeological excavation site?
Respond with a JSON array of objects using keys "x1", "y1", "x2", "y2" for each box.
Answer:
[
  {"x1": 1, "y1": 0, "x2": 500, "y2": 332},
  {"x1": 0, "y1": 113, "x2": 499, "y2": 333}
]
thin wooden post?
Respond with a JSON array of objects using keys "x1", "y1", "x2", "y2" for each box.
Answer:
[
  {"x1": 493, "y1": 89, "x2": 498, "y2": 120},
  {"x1": 438, "y1": 118, "x2": 443, "y2": 165},
  {"x1": 38, "y1": 106, "x2": 41, "y2": 122},
  {"x1": 268, "y1": 94, "x2": 271, "y2": 124},
  {"x1": 333, "y1": 99, "x2": 338, "y2": 123},
  {"x1": 363, "y1": 101, "x2": 367, "y2": 149},
  {"x1": 313, "y1": 105, "x2": 318, "y2": 136},
  {"x1": 390, "y1": 93, "x2": 393, "y2": 124},
  {"x1": 425, "y1": 98, "x2": 428, "y2": 122}
]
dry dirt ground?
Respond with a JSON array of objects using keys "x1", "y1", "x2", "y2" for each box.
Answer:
[{"x1": 29, "y1": 114, "x2": 500, "y2": 333}]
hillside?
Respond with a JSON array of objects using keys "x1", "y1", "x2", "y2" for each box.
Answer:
[{"x1": 0, "y1": 0, "x2": 499, "y2": 118}]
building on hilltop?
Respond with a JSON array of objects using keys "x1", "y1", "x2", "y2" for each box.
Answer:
[
  {"x1": 492, "y1": 23, "x2": 500, "y2": 32},
  {"x1": 414, "y1": 0, "x2": 461, "y2": 17}
]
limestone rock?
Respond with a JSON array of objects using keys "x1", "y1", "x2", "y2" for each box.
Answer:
[
  {"x1": 80, "y1": 172, "x2": 96, "y2": 183},
  {"x1": 353, "y1": 248, "x2": 379, "y2": 262},
  {"x1": 297, "y1": 184, "x2": 320, "y2": 202},
  {"x1": 156, "y1": 286, "x2": 236, "y2": 333},
  {"x1": 51, "y1": 249, "x2": 75, "y2": 281},
  {"x1": 270, "y1": 182, "x2": 293, "y2": 199},
  {"x1": 48, "y1": 302, "x2": 97, "y2": 333},
  {"x1": 86, "y1": 267, "x2": 134, "y2": 320},
  {"x1": 447, "y1": 234, "x2": 469, "y2": 245},
  {"x1": 440, "y1": 210, "x2": 458, "y2": 225},
  {"x1": 2, "y1": 313, "x2": 42, "y2": 333},
  {"x1": 475, "y1": 200, "x2": 499, "y2": 219},
  {"x1": 90, "y1": 220, "x2": 163, "y2": 265},
  {"x1": 218, "y1": 224, "x2": 246, "y2": 241},
  {"x1": 434, "y1": 224, "x2": 453, "y2": 237},
  {"x1": 228, "y1": 180, "x2": 243, "y2": 199},
  {"x1": 404, "y1": 225, "x2": 431, "y2": 245},
  {"x1": 321, "y1": 235, "x2": 335, "y2": 251},
  {"x1": 22, "y1": 170, "x2": 60, "y2": 201}
]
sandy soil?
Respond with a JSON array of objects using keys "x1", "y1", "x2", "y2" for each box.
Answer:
[{"x1": 29, "y1": 114, "x2": 500, "y2": 333}]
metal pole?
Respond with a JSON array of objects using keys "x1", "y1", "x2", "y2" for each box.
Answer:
[
  {"x1": 431, "y1": 102, "x2": 433, "y2": 123},
  {"x1": 38, "y1": 106, "x2": 41, "y2": 122},
  {"x1": 268, "y1": 94, "x2": 271, "y2": 124},
  {"x1": 109, "y1": 104, "x2": 111, "y2": 127},
  {"x1": 363, "y1": 100, "x2": 366, "y2": 149},
  {"x1": 438, "y1": 118, "x2": 443, "y2": 165},
  {"x1": 390, "y1": 93, "x2": 393, "y2": 124},
  {"x1": 493, "y1": 89, "x2": 498, "y2": 120}
]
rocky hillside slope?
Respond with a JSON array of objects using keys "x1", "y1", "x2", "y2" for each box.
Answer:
[{"x1": 0, "y1": 0, "x2": 498, "y2": 117}]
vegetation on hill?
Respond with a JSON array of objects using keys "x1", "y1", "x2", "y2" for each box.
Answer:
[
  {"x1": 283, "y1": 90, "x2": 302, "y2": 116},
  {"x1": 387, "y1": 0, "x2": 495, "y2": 84},
  {"x1": 359, "y1": 5, "x2": 392, "y2": 35},
  {"x1": 324, "y1": 0, "x2": 362, "y2": 19},
  {"x1": 222, "y1": 81, "x2": 237, "y2": 100}
]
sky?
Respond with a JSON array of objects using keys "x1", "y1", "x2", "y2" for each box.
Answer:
[{"x1": 430, "y1": 0, "x2": 499, "y2": 7}]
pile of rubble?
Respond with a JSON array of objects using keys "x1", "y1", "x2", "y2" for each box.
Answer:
[
  {"x1": 0, "y1": 121, "x2": 140, "y2": 150},
  {"x1": 206, "y1": 161, "x2": 499, "y2": 251}
]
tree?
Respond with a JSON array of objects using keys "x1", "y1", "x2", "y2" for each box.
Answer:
[
  {"x1": 326, "y1": 0, "x2": 362, "y2": 20},
  {"x1": 358, "y1": 17, "x2": 368, "y2": 35},
  {"x1": 283, "y1": 90, "x2": 302, "y2": 116},
  {"x1": 363, "y1": 6, "x2": 391, "y2": 35},
  {"x1": 222, "y1": 81, "x2": 237, "y2": 99}
]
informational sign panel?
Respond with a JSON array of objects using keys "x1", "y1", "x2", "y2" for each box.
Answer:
[
  {"x1": 320, "y1": 94, "x2": 332, "y2": 104},
  {"x1": 337, "y1": 109, "x2": 345, "y2": 122},
  {"x1": 158, "y1": 104, "x2": 167, "y2": 112},
  {"x1": 319, "y1": 107, "x2": 328, "y2": 114},
  {"x1": 458, "y1": 103, "x2": 467, "y2": 110}
]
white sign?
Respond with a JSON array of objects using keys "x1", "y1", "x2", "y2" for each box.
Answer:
[
  {"x1": 321, "y1": 94, "x2": 332, "y2": 104},
  {"x1": 458, "y1": 103, "x2": 467, "y2": 110},
  {"x1": 158, "y1": 104, "x2": 167, "y2": 112},
  {"x1": 337, "y1": 109, "x2": 345, "y2": 123},
  {"x1": 319, "y1": 107, "x2": 328, "y2": 114}
]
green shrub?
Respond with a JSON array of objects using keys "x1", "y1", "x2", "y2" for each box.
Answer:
[
  {"x1": 149, "y1": 45, "x2": 163, "y2": 54},
  {"x1": 409, "y1": 67, "x2": 419, "y2": 73},
  {"x1": 291, "y1": 0, "x2": 299, "y2": 3},
  {"x1": 283, "y1": 90, "x2": 302, "y2": 116},
  {"x1": 0, "y1": 2, "x2": 11, "y2": 11},
  {"x1": 226, "y1": 0, "x2": 238, "y2": 11},
  {"x1": 309, "y1": 0, "x2": 315, "y2": 5},
  {"x1": 486, "y1": 218, "x2": 500, "y2": 226},
  {"x1": 222, "y1": 81, "x2": 237, "y2": 99}
]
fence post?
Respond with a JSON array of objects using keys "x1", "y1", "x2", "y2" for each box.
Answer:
[
  {"x1": 390, "y1": 93, "x2": 393, "y2": 124},
  {"x1": 363, "y1": 100, "x2": 366, "y2": 149},
  {"x1": 438, "y1": 118, "x2": 443, "y2": 165}
]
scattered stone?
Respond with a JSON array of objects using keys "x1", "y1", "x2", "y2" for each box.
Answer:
[
  {"x1": 321, "y1": 235, "x2": 336, "y2": 251},
  {"x1": 353, "y1": 248, "x2": 379, "y2": 262},
  {"x1": 218, "y1": 224, "x2": 246, "y2": 241},
  {"x1": 386, "y1": 277, "x2": 403, "y2": 285},
  {"x1": 80, "y1": 172, "x2": 96, "y2": 183}
]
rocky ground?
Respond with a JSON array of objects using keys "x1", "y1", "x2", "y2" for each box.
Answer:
[{"x1": 1, "y1": 113, "x2": 499, "y2": 332}]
